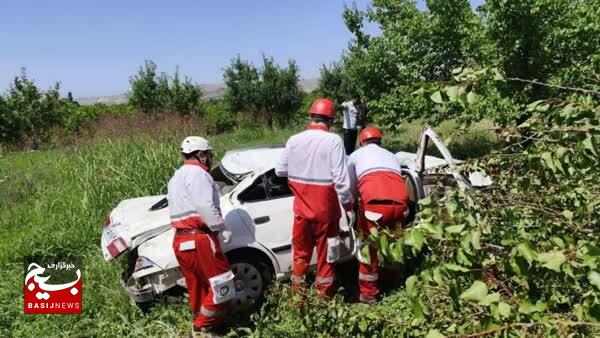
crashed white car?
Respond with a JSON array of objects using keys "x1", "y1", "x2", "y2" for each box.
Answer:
[{"x1": 100, "y1": 127, "x2": 486, "y2": 309}]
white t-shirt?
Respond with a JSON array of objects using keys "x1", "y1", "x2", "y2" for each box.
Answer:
[{"x1": 341, "y1": 101, "x2": 364, "y2": 130}]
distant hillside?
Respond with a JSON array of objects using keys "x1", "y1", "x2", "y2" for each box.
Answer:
[{"x1": 76, "y1": 79, "x2": 319, "y2": 106}]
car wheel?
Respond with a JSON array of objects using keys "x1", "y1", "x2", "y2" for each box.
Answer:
[{"x1": 228, "y1": 254, "x2": 272, "y2": 312}]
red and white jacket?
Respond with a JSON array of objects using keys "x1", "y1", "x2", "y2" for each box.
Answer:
[
  {"x1": 275, "y1": 125, "x2": 354, "y2": 223},
  {"x1": 348, "y1": 143, "x2": 408, "y2": 204},
  {"x1": 167, "y1": 160, "x2": 225, "y2": 232}
]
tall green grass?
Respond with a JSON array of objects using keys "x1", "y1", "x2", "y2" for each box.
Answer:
[
  {"x1": 0, "y1": 127, "x2": 294, "y2": 337},
  {"x1": 0, "y1": 124, "x2": 496, "y2": 336}
]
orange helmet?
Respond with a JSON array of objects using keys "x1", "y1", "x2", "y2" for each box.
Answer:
[
  {"x1": 359, "y1": 126, "x2": 383, "y2": 143},
  {"x1": 309, "y1": 98, "x2": 336, "y2": 118}
]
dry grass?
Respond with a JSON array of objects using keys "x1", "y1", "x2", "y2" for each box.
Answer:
[{"x1": 52, "y1": 112, "x2": 207, "y2": 148}]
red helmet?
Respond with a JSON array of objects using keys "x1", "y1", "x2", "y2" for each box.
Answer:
[
  {"x1": 359, "y1": 126, "x2": 383, "y2": 143},
  {"x1": 309, "y1": 98, "x2": 336, "y2": 118}
]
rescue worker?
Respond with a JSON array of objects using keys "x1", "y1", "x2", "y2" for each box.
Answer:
[
  {"x1": 167, "y1": 136, "x2": 236, "y2": 335},
  {"x1": 275, "y1": 98, "x2": 354, "y2": 299},
  {"x1": 347, "y1": 126, "x2": 409, "y2": 304}
]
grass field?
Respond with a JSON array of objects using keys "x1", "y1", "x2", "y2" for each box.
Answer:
[{"x1": 0, "y1": 123, "x2": 496, "y2": 337}]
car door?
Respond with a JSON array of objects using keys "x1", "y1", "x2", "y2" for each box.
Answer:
[
  {"x1": 234, "y1": 169, "x2": 299, "y2": 274},
  {"x1": 414, "y1": 126, "x2": 473, "y2": 191},
  {"x1": 233, "y1": 168, "x2": 355, "y2": 274}
]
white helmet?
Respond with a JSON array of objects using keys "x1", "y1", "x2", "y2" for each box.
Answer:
[{"x1": 180, "y1": 136, "x2": 213, "y2": 154}]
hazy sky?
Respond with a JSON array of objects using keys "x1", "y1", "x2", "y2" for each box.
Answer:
[{"x1": 0, "y1": 0, "x2": 484, "y2": 97}]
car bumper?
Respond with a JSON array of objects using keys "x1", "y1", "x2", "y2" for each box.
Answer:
[{"x1": 124, "y1": 278, "x2": 154, "y2": 303}]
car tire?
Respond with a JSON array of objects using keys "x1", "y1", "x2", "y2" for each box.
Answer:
[{"x1": 227, "y1": 253, "x2": 273, "y2": 313}]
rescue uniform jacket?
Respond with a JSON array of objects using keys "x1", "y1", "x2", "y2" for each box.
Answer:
[
  {"x1": 275, "y1": 125, "x2": 354, "y2": 223},
  {"x1": 348, "y1": 143, "x2": 408, "y2": 204},
  {"x1": 167, "y1": 160, "x2": 225, "y2": 232}
]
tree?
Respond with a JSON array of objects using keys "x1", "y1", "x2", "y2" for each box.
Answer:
[
  {"x1": 481, "y1": 0, "x2": 600, "y2": 97},
  {"x1": 0, "y1": 69, "x2": 69, "y2": 145},
  {"x1": 128, "y1": 60, "x2": 163, "y2": 114},
  {"x1": 341, "y1": 0, "x2": 490, "y2": 126},
  {"x1": 317, "y1": 61, "x2": 357, "y2": 107},
  {"x1": 128, "y1": 61, "x2": 202, "y2": 115},
  {"x1": 224, "y1": 55, "x2": 304, "y2": 128},
  {"x1": 169, "y1": 67, "x2": 202, "y2": 115}
]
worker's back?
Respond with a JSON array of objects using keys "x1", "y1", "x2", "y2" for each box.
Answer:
[
  {"x1": 278, "y1": 126, "x2": 351, "y2": 222},
  {"x1": 348, "y1": 143, "x2": 408, "y2": 204}
]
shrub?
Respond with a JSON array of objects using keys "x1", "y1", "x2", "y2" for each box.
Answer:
[
  {"x1": 128, "y1": 60, "x2": 164, "y2": 114},
  {"x1": 0, "y1": 71, "x2": 71, "y2": 146},
  {"x1": 129, "y1": 61, "x2": 202, "y2": 115},
  {"x1": 201, "y1": 100, "x2": 235, "y2": 134}
]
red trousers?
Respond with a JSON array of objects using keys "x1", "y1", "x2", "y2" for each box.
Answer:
[
  {"x1": 291, "y1": 215, "x2": 339, "y2": 298},
  {"x1": 358, "y1": 202, "x2": 406, "y2": 303},
  {"x1": 173, "y1": 232, "x2": 231, "y2": 330}
]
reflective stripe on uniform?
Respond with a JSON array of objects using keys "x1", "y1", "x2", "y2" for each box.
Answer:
[
  {"x1": 358, "y1": 272, "x2": 378, "y2": 282},
  {"x1": 359, "y1": 294, "x2": 377, "y2": 304},
  {"x1": 288, "y1": 175, "x2": 334, "y2": 186},
  {"x1": 315, "y1": 276, "x2": 334, "y2": 285},
  {"x1": 357, "y1": 167, "x2": 403, "y2": 180},
  {"x1": 199, "y1": 306, "x2": 220, "y2": 318},
  {"x1": 170, "y1": 210, "x2": 200, "y2": 221}
]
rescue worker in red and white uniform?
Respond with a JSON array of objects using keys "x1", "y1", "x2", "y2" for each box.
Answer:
[
  {"x1": 275, "y1": 98, "x2": 354, "y2": 298},
  {"x1": 347, "y1": 126, "x2": 409, "y2": 304},
  {"x1": 167, "y1": 136, "x2": 235, "y2": 334}
]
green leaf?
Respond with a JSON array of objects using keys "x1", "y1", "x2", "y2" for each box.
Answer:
[
  {"x1": 536, "y1": 104, "x2": 550, "y2": 112},
  {"x1": 444, "y1": 263, "x2": 470, "y2": 272},
  {"x1": 588, "y1": 271, "x2": 600, "y2": 289},
  {"x1": 425, "y1": 329, "x2": 445, "y2": 338},
  {"x1": 583, "y1": 135, "x2": 597, "y2": 156},
  {"x1": 445, "y1": 224, "x2": 465, "y2": 234},
  {"x1": 480, "y1": 292, "x2": 501, "y2": 306},
  {"x1": 562, "y1": 210, "x2": 574, "y2": 221},
  {"x1": 390, "y1": 240, "x2": 404, "y2": 263},
  {"x1": 433, "y1": 266, "x2": 444, "y2": 286},
  {"x1": 460, "y1": 280, "x2": 488, "y2": 302},
  {"x1": 358, "y1": 319, "x2": 368, "y2": 332},
  {"x1": 380, "y1": 234, "x2": 389, "y2": 257},
  {"x1": 404, "y1": 229, "x2": 425, "y2": 252},
  {"x1": 527, "y1": 100, "x2": 545, "y2": 111},
  {"x1": 360, "y1": 244, "x2": 371, "y2": 265},
  {"x1": 519, "y1": 300, "x2": 547, "y2": 314},
  {"x1": 410, "y1": 297, "x2": 427, "y2": 320},
  {"x1": 411, "y1": 87, "x2": 426, "y2": 96},
  {"x1": 406, "y1": 275, "x2": 419, "y2": 297},
  {"x1": 537, "y1": 251, "x2": 566, "y2": 272},
  {"x1": 498, "y1": 302, "x2": 511, "y2": 318},
  {"x1": 446, "y1": 86, "x2": 459, "y2": 101},
  {"x1": 541, "y1": 152, "x2": 555, "y2": 171},
  {"x1": 471, "y1": 230, "x2": 481, "y2": 250},
  {"x1": 419, "y1": 197, "x2": 432, "y2": 206},
  {"x1": 466, "y1": 91, "x2": 477, "y2": 105},
  {"x1": 492, "y1": 68, "x2": 504, "y2": 81},
  {"x1": 517, "y1": 242, "x2": 538, "y2": 265},
  {"x1": 369, "y1": 227, "x2": 378, "y2": 237},
  {"x1": 551, "y1": 236, "x2": 565, "y2": 249},
  {"x1": 451, "y1": 67, "x2": 462, "y2": 75},
  {"x1": 430, "y1": 91, "x2": 444, "y2": 104}
]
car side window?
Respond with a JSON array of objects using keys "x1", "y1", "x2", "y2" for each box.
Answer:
[
  {"x1": 238, "y1": 175, "x2": 268, "y2": 203},
  {"x1": 264, "y1": 169, "x2": 293, "y2": 199}
]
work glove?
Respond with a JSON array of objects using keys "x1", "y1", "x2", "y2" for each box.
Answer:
[
  {"x1": 346, "y1": 210, "x2": 356, "y2": 227},
  {"x1": 220, "y1": 230, "x2": 233, "y2": 244}
]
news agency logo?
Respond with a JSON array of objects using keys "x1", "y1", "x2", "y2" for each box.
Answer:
[{"x1": 23, "y1": 256, "x2": 82, "y2": 314}]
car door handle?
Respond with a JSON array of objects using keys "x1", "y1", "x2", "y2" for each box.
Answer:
[{"x1": 253, "y1": 216, "x2": 270, "y2": 224}]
